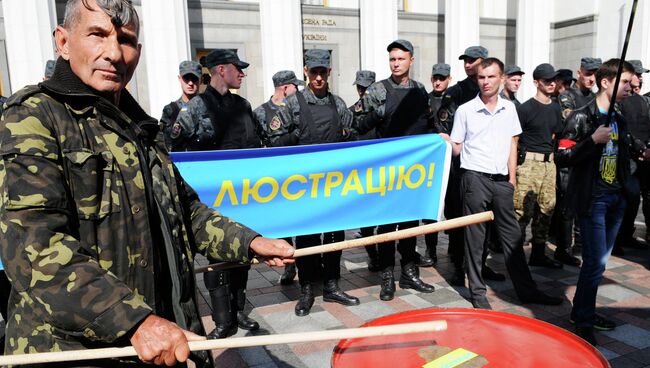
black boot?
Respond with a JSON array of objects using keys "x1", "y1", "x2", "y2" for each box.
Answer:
[
  {"x1": 237, "y1": 311, "x2": 260, "y2": 330},
  {"x1": 206, "y1": 285, "x2": 236, "y2": 339},
  {"x1": 365, "y1": 245, "x2": 381, "y2": 272},
  {"x1": 399, "y1": 263, "x2": 435, "y2": 293},
  {"x1": 379, "y1": 268, "x2": 396, "y2": 301},
  {"x1": 323, "y1": 279, "x2": 360, "y2": 306},
  {"x1": 280, "y1": 263, "x2": 297, "y2": 285},
  {"x1": 295, "y1": 283, "x2": 315, "y2": 317},
  {"x1": 418, "y1": 234, "x2": 438, "y2": 267}
]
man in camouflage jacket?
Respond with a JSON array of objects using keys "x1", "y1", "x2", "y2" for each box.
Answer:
[{"x1": 0, "y1": 1, "x2": 293, "y2": 366}]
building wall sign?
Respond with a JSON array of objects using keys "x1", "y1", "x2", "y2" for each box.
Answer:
[
  {"x1": 302, "y1": 18, "x2": 337, "y2": 26},
  {"x1": 303, "y1": 34, "x2": 327, "y2": 41}
]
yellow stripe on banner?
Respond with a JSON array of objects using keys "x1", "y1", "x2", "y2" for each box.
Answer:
[{"x1": 422, "y1": 348, "x2": 479, "y2": 368}]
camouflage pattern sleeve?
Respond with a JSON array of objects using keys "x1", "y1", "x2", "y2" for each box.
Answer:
[
  {"x1": 175, "y1": 168, "x2": 260, "y2": 263},
  {"x1": 172, "y1": 96, "x2": 217, "y2": 151},
  {"x1": 558, "y1": 92, "x2": 576, "y2": 120},
  {"x1": 0, "y1": 97, "x2": 152, "y2": 344},
  {"x1": 355, "y1": 82, "x2": 386, "y2": 135},
  {"x1": 252, "y1": 104, "x2": 268, "y2": 146}
]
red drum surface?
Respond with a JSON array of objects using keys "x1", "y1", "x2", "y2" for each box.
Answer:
[{"x1": 332, "y1": 308, "x2": 610, "y2": 368}]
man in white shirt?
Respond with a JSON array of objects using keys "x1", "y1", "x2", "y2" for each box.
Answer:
[{"x1": 441, "y1": 58, "x2": 563, "y2": 309}]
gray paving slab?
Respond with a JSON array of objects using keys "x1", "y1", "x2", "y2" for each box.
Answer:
[
  {"x1": 602, "y1": 324, "x2": 650, "y2": 349},
  {"x1": 309, "y1": 310, "x2": 344, "y2": 329},
  {"x1": 597, "y1": 346, "x2": 620, "y2": 360},
  {"x1": 248, "y1": 292, "x2": 290, "y2": 308},
  {"x1": 400, "y1": 294, "x2": 436, "y2": 309},
  {"x1": 347, "y1": 300, "x2": 396, "y2": 320},
  {"x1": 299, "y1": 349, "x2": 332, "y2": 368},
  {"x1": 238, "y1": 346, "x2": 275, "y2": 366},
  {"x1": 599, "y1": 284, "x2": 643, "y2": 302}
]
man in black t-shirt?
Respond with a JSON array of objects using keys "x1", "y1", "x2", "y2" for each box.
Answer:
[{"x1": 515, "y1": 63, "x2": 570, "y2": 269}]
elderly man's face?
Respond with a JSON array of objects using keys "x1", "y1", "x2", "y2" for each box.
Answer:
[{"x1": 56, "y1": 0, "x2": 141, "y2": 98}]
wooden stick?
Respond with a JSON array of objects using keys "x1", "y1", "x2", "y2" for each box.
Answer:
[
  {"x1": 195, "y1": 211, "x2": 494, "y2": 273},
  {"x1": 0, "y1": 320, "x2": 447, "y2": 366}
]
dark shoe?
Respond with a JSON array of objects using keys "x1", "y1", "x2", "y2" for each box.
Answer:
[
  {"x1": 449, "y1": 268, "x2": 465, "y2": 287},
  {"x1": 529, "y1": 255, "x2": 563, "y2": 269},
  {"x1": 471, "y1": 297, "x2": 492, "y2": 310},
  {"x1": 379, "y1": 269, "x2": 396, "y2": 301},
  {"x1": 554, "y1": 250, "x2": 582, "y2": 267},
  {"x1": 575, "y1": 326, "x2": 597, "y2": 346},
  {"x1": 569, "y1": 314, "x2": 617, "y2": 331},
  {"x1": 237, "y1": 311, "x2": 259, "y2": 331},
  {"x1": 481, "y1": 266, "x2": 506, "y2": 282},
  {"x1": 280, "y1": 263, "x2": 297, "y2": 285},
  {"x1": 611, "y1": 245, "x2": 625, "y2": 256},
  {"x1": 295, "y1": 284, "x2": 315, "y2": 317},
  {"x1": 399, "y1": 263, "x2": 435, "y2": 293},
  {"x1": 207, "y1": 284, "x2": 235, "y2": 339},
  {"x1": 367, "y1": 254, "x2": 381, "y2": 272},
  {"x1": 323, "y1": 279, "x2": 360, "y2": 306},
  {"x1": 207, "y1": 324, "x2": 236, "y2": 339},
  {"x1": 417, "y1": 253, "x2": 436, "y2": 267},
  {"x1": 520, "y1": 292, "x2": 563, "y2": 305}
]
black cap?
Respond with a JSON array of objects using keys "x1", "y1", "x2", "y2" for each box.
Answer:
[
  {"x1": 458, "y1": 46, "x2": 488, "y2": 60},
  {"x1": 387, "y1": 39, "x2": 414, "y2": 54},
  {"x1": 44, "y1": 60, "x2": 56, "y2": 78},
  {"x1": 555, "y1": 69, "x2": 576, "y2": 83},
  {"x1": 202, "y1": 49, "x2": 249, "y2": 69},
  {"x1": 504, "y1": 65, "x2": 524, "y2": 76},
  {"x1": 272, "y1": 70, "x2": 304, "y2": 87},
  {"x1": 580, "y1": 57, "x2": 602, "y2": 71},
  {"x1": 353, "y1": 70, "x2": 376, "y2": 87},
  {"x1": 532, "y1": 63, "x2": 559, "y2": 80},
  {"x1": 629, "y1": 60, "x2": 649, "y2": 74},
  {"x1": 304, "y1": 49, "x2": 331, "y2": 69},
  {"x1": 179, "y1": 60, "x2": 202, "y2": 78}
]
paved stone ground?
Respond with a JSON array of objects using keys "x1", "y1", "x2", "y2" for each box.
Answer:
[
  {"x1": 195, "y1": 226, "x2": 650, "y2": 368},
  {"x1": 2, "y1": 226, "x2": 649, "y2": 368}
]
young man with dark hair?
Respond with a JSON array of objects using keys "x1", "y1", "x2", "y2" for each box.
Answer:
[
  {"x1": 442, "y1": 57, "x2": 563, "y2": 310},
  {"x1": 556, "y1": 59, "x2": 635, "y2": 345},
  {"x1": 500, "y1": 65, "x2": 525, "y2": 106}
]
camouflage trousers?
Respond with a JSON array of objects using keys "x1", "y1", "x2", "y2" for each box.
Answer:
[{"x1": 514, "y1": 158, "x2": 556, "y2": 246}]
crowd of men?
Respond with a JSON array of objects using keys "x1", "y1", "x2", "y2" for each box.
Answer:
[{"x1": 1, "y1": 0, "x2": 650, "y2": 365}]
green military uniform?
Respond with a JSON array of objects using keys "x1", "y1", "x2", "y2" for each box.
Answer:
[{"x1": 0, "y1": 59, "x2": 257, "y2": 366}]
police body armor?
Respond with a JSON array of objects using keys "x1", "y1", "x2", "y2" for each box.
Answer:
[
  {"x1": 377, "y1": 79, "x2": 431, "y2": 138},
  {"x1": 296, "y1": 92, "x2": 344, "y2": 144}
]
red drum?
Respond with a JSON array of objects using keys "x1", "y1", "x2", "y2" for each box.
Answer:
[{"x1": 332, "y1": 308, "x2": 610, "y2": 368}]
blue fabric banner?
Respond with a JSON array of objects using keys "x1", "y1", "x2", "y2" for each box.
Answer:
[{"x1": 172, "y1": 134, "x2": 451, "y2": 238}]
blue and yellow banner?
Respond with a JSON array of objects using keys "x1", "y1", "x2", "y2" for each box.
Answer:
[{"x1": 172, "y1": 134, "x2": 451, "y2": 238}]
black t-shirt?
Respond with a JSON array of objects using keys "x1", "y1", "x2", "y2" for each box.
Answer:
[{"x1": 516, "y1": 98, "x2": 564, "y2": 153}]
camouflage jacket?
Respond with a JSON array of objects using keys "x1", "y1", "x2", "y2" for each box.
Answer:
[
  {"x1": 0, "y1": 60, "x2": 258, "y2": 364},
  {"x1": 558, "y1": 84, "x2": 595, "y2": 120},
  {"x1": 253, "y1": 98, "x2": 296, "y2": 147}
]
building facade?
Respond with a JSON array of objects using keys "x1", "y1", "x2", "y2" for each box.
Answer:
[{"x1": 1, "y1": 0, "x2": 649, "y2": 119}]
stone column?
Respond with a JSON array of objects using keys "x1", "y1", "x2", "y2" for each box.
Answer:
[
  {"x1": 516, "y1": 0, "x2": 551, "y2": 101},
  {"x1": 140, "y1": 0, "x2": 191, "y2": 119},
  {"x1": 259, "y1": 0, "x2": 304, "y2": 99},
  {"x1": 2, "y1": 0, "x2": 57, "y2": 93},
  {"x1": 444, "y1": 0, "x2": 480, "y2": 85},
  {"x1": 359, "y1": 0, "x2": 397, "y2": 81}
]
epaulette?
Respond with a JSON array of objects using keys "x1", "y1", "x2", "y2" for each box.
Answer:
[{"x1": 4, "y1": 85, "x2": 44, "y2": 108}]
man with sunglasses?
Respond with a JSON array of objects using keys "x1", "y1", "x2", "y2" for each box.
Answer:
[
  {"x1": 161, "y1": 60, "x2": 201, "y2": 150},
  {"x1": 514, "y1": 64, "x2": 565, "y2": 270}
]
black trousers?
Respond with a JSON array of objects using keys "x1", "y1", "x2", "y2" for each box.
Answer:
[
  {"x1": 445, "y1": 158, "x2": 465, "y2": 268},
  {"x1": 461, "y1": 171, "x2": 538, "y2": 300},
  {"x1": 203, "y1": 266, "x2": 250, "y2": 312},
  {"x1": 618, "y1": 162, "x2": 650, "y2": 242},
  {"x1": 295, "y1": 231, "x2": 344, "y2": 285},
  {"x1": 376, "y1": 220, "x2": 419, "y2": 269}
]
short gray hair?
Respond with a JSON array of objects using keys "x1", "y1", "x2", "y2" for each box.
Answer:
[{"x1": 63, "y1": 0, "x2": 139, "y2": 35}]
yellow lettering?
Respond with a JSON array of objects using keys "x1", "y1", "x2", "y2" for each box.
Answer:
[
  {"x1": 309, "y1": 173, "x2": 325, "y2": 198},
  {"x1": 396, "y1": 165, "x2": 406, "y2": 190},
  {"x1": 241, "y1": 179, "x2": 253, "y2": 205},
  {"x1": 251, "y1": 177, "x2": 279, "y2": 203},
  {"x1": 388, "y1": 165, "x2": 396, "y2": 191},
  {"x1": 213, "y1": 180, "x2": 238, "y2": 207},
  {"x1": 324, "y1": 172, "x2": 344, "y2": 197},
  {"x1": 405, "y1": 164, "x2": 426, "y2": 189},
  {"x1": 427, "y1": 163, "x2": 435, "y2": 186},
  {"x1": 281, "y1": 175, "x2": 307, "y2": 200},
  {"x1": 366, "y1": 167, "x2": 387, "y2": 196},
  {"x1": 341, "y1": 169, "x2": 364, "y2": 196}
]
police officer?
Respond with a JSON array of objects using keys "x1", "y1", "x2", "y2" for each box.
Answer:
[
  {"x1": 354, "y1": 39, "x2": 436, "y2": 301},
  {"x1": 282, "y1": 49, "x2": 360, "y2": 317},
  {"x1": 500, "y1": 65, "x2": 525, "y2": 106},
  {"x1": 616, "y1": 60, "x2": 650, "y2": 251},
  {"x1": 253, "y1": 70, "x2": 304, "y2": 285},
  {"x1": 554, "y1": 69, "x2": 575, "y2": 98},
  {"x1": 515, "y1": 63, "x2": 564, "y2": 269},
  {"x1": 348, "y1": 70, "x2": 381, "y2": 271},
  {"x1": 554, "y1": 57, "x2": 601, "y2": 261},
  {"x1": 161, "y1": 60, "x2": 202, "y2": 150},
  {"x1": 174, "y1": 49, "x2": 261, "y2": 339},
  {"x1": 438, "y1": 46, "x2": 505, "y2": 285}
]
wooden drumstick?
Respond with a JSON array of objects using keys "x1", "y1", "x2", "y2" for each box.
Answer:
[
  {"x1": 0, "y1": 320, "x2": 448, "y2": 366},
  {"x1": 194, "y1": 210, "x2": 494, "y2": 273}
]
